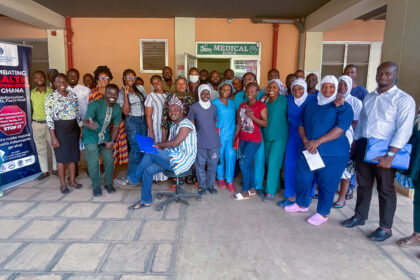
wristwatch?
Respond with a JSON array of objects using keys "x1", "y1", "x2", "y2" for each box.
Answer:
[{"x1": 386, "y1": 151, "x2": 396, "y2": 157}]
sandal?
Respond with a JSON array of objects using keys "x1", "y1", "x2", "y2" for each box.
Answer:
[
  {"x1": 114, "y1": 178, "x2": 137, "y2": 187},
  {"x1": 248, "y1": 189, "x2": 257, "y2": 196},
  {"x1": 69, "y1": 183, "x2": 83, "y2": 189},
  {"x1": 128, "y1": 201, "x2": 151, "y2": 210},
  {"x1": 397, "y1": 235, "x2": 420, "y2": 247},
  {"x1": 233, "y1": 192, "x2": 249, "y2": 200},
  {"x1": 60, "y1": 187, "x2": 70, "y2": 194},
  {"x1": 332, "y1": 201, "x2": 346, "y2": 208}
]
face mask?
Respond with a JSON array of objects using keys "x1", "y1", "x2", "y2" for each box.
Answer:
[{"x1": 189, "y1": 75, "x2": 199, "y2": 83}]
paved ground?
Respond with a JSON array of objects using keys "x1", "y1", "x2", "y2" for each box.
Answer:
[{"x1": 0, "y1": 171, "x2": 418, "y2": 280}]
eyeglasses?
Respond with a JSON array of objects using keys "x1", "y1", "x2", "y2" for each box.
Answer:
[
  {"x1": 125, "y1": 76, "x2": 137, "y2": 80},
  {"x1": 98, "y1": 76, "x2": 110, "y2": 81}
]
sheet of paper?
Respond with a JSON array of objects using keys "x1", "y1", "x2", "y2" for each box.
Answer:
[{"x1": 302, "y1": 150, "x2": 325, "y2": 171}]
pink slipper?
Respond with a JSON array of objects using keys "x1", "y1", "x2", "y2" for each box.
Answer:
[
  {"x1": 307, "y1": 213, "x2": 328, "y2": 226},
  {"x1": 284, "y1": 203, "x2": 308, "y2": 213}
]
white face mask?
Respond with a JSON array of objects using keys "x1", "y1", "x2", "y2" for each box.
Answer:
[{"x1": 189, "y1": 75, "x2": 199, "y2": 83}]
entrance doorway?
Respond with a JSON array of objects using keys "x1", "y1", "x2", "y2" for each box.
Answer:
[{"x1": 197, "y1": 58, "x2": 230, "y2": 76}]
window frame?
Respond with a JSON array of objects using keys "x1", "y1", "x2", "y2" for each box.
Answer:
[
  {"x1": 321, "y1": 41, "x2": 383, "y2": 91},
  {"x1": 139, "y1": 39, "x2": 168, "y2": 73}
]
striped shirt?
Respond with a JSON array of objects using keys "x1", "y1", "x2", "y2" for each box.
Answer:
[
  {"x1": 166, "y1": 118, "x2": 197, "y2": 175},
  {"x1": 116, "y1": 86, "x2": 146, "y2": 116}
]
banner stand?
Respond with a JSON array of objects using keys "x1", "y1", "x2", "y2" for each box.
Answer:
[{"x1": 0, "y1": 41, "x2": 42, "y2": 190}]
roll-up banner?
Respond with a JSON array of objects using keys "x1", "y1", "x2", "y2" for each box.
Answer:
[{"x1": 0, "y1": 41, "x2": 41, "y2": 190}]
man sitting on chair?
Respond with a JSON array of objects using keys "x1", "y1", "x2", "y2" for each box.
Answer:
[{"x1": 115, "y1": 96, "x2": 197, "y2": 210}]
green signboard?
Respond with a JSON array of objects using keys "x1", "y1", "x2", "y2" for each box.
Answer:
[{"x1": 197, "y1": 43, "x2": 260, "y2": 56}]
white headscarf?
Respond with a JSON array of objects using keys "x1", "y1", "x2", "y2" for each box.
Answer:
[
  {"x1": 198, "y1": 84, "x2": 212, "y2": 109},
  {"x1": 267, "y1": 79, "x2": 286, "y2": 96},
  {"x1": 338, "y1": 75, "x2": 353, "y2": 99},
  {"x1": 291, "y1": 78, "x2": 308, "y2": 107},
  {"x1": 318, "y1": 75, "x2": 338, "y2": 106}
]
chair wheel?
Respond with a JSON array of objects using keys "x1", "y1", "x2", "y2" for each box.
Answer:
[
  {"x1": 156, "y1": 205, "x2": 163, "y2": 211},
  {"x1": 157, "y1": 194, "x2": 163, "y2": 200}
]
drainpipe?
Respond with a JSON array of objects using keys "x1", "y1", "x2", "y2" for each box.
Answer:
[
  {"x1": 272, "y1": 23, "x2": 279, "y2": 69},
  {"x1": 252, "y1": 17, "x2": 305, "y2": 70},
  {"x1": 65, "y1": 16, "x2": 73, "y2": 69}
]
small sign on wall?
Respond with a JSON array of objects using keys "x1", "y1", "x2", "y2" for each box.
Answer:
[{"x1": 197, "y1": 42, "x2": 260, "y2": 56}]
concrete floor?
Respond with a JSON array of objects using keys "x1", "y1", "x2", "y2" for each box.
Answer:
[
  {"x1": 0, "y1": 172, "x2": 418, "y2": 280},
  {"x1": 174, "y1": 180, "x2": 419, "y2": 280}
]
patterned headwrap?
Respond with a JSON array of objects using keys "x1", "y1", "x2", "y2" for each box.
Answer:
[{"x1": 168, "y1": 95, "x2": 184, "y2": 110}]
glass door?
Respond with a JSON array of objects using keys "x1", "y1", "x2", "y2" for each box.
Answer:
[
  {"x1": 184, "y1": 53, "x2": 197, "y2": 77},
  {"x1": 231, "y1": 59, "x2": 260, "y2": 84}
]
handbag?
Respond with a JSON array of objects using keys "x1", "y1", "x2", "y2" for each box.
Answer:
[{"x1": 364, "y1": 138, "x2": 412, "y2": 170}]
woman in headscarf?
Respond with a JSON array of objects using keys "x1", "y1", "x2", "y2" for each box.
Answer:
[
  {"x1": 161, "y1": 76, "x2": 196, "y2": 141},
  {"x1": 332, "y1": 75, "x2": 362, "y2": 208},
  {"x1": 261, "y1": 79, "x2": 288, "y2": 201},
  {"x1": 188, "y1": 84, "x2": 221, "y2": 195},
  {"x1": 145, "y1": 75, "x2": 169, "y2": 183},
  {"x1": 213, "y1": 82, "x2": 237, "y2": 193},
  {"x1": 279, "y1": 78, "x2": 316, "y2": 207},
  {"x1": 284, "y1": 75, "x2": 353, "y2": 226}
]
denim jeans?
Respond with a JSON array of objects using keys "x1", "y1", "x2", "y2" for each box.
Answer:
[
  {"x1": 128, "y1": 149, "x2": 172, "y2": 204},
  {"x1": 195, "y1": 147, "x2": 219, "y2": 189},
  {"x1": 238, "y1": 140, "x2": 261, "y2": 192},
  {"x1": 125, "y1": 115, "x2": 147, "y2": 176}
]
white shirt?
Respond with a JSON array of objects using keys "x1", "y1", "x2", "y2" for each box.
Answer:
[
  {"x1": 354, "y1": 85, "x2": 416, "y2": 149},
  {"x1": 68, "y1": 84, "x2": 90, "y2": 120},
  {"x1": 345, "y1": 95, "x2": 362, "y2": 144},
  {"x1": 208, "y1": 84, "x2": 220, "y2": 101}
]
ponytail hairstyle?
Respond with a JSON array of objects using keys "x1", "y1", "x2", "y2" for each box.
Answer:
[{"x1": 122, "y1": 68, "x2": 145, "y2": 111}]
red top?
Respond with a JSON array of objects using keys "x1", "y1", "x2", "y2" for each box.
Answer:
[{"x1": 238, "y1": 101, "x2": 266, "y2": 142}]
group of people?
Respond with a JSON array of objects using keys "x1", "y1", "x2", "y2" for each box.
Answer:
[{"x1": 27, "y1": 61, "x2": 420, "y2": 247}]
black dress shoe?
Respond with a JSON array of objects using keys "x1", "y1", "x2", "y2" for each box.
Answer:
[
  {"x1": 198, "y1": 188, "x2": 206, "y2": 195},
  {"x1": 36, "y1": 172, "x2": 50, "y2": 181},
  {"x1": 368, "y1": 228, "x2": 392, "y2": 241},
  {"x1": 341, "y1": 215, "x2": 365, "y2": 228},
  {"x1": 207, "y1": 188, "x2": 217, "y2": 194},
  {"x1": 93, "y1": 188, "x2": 102, "y2": 197},
  {"x1": 104, "y1": 184, "x2": 116, "y2": 193},
  {"x1": 345, "y1": 189, "x2": 353, "y2": 200}
]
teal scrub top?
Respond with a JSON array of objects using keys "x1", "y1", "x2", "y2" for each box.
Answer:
[
  {"x1": 234, "y1": 90, "x2": 265, "y2": 110},
  {"x1": 263, "y1": 95, "x2": 288, "y2": 141}
]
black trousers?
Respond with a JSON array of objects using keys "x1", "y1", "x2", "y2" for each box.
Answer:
[{"x1": 354, "y1": 138, "x2": 397, "y2": 229}]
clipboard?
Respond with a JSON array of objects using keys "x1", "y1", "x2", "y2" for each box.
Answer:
[
  {"x1": 364, "y1": 138, "x2": 412, "y2": 170},
  {"x1": 135, "y1": 134, "x2": 158, "y2": 154}
]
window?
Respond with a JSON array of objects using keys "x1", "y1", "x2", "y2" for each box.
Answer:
[
  {"x1": 140, "y1": 39, "x2": 168, "y2": 73},
  {"x1": 321, "y1": 42, "x2": 381, "y2": 89}
]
